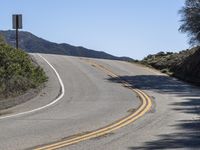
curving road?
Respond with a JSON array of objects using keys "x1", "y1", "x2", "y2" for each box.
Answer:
[{"x1": 0, "y1": 54, "x2": 199, "y2": 150}]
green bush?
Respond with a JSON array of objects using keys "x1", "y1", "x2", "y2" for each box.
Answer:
[
  {"x1": 0, "y1": 35, "x2": 6, "y2": 45},
  {"x1": 140, "y1": 46, "x2": 200, "y2": 84},
  {"x1": 0, "y1": 42, "x2": 47, "y2": 98}
]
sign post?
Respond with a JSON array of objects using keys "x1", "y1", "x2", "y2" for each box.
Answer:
[{"x1": 12, "y1": 14, "x2": 22, "y2": 49}]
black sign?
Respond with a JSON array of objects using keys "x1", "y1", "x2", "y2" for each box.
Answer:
[{"x1": 12, "y1": 14, "x2": 22, "y2": 29}]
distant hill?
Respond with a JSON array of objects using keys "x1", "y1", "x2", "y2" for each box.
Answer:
[
  {"x1": 0, "y1": 30, "x2": 133, "y2": 61},
  {"x1": 141, "y1": 46, "x2": 200, "y2": 84}
]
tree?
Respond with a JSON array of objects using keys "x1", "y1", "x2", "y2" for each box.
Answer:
[{"x1": 179, "y1": 0, "x2": 200, "y2": 45}]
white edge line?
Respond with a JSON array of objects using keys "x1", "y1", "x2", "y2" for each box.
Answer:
[{"x1": 0, "y1": 54, "x2": 65, "y2": 120}]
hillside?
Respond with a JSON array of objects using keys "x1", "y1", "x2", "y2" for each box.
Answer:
[
  {"x1": 141, "y1": 46, "x2": 200, "y2": 84},
  {"x1": 0, "y1": 35, "x2": 47, "y2": 100},
  {"x1": 0, "y1": 30, "x2": 133, "y2": 61}
]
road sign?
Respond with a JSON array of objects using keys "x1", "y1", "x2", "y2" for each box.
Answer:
[
  {"x1": 12, "y1": 14, "x2": 22, "y2": 29},
  {"x1": 12, "y1": 14, "x2": 23, "y2": 49}
]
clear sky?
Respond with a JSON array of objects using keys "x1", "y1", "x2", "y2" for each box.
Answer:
[{"x1": 0, "y1": 0, "x2": 189, "y2": 59}]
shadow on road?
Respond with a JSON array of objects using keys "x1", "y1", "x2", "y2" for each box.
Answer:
[{"x1": 108, "y1": 75, "x2": 200, "y2": 150}]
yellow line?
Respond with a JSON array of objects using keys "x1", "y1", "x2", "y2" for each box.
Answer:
[{"x1": 35, "y1": 60, "x2": 152, "y2": 150}]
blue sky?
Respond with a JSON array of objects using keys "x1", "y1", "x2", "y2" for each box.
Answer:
[{"x1": 0, "y1": 0, "x2": 188, "y2": 59}]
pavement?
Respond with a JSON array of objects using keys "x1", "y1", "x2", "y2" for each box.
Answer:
[{"x1": 0, "y1": 53, "x2": 199, "y2": 150}]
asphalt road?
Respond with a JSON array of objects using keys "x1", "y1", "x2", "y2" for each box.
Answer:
[{"x1": 0, "y1": 54, "x2": 199, "y2": 150}]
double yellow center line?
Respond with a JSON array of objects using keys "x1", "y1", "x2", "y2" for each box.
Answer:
[{"x1": 35, "y1": 60, "x2": 152, "y2": 150}]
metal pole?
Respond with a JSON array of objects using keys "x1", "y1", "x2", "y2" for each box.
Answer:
[{"x1": 16, "y1": 28, "x2": 18, "y2": 49}]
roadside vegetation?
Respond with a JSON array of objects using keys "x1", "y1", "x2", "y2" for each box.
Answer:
[
  {"x1": 140, "y1": 46, "x2": 200, "y2": 84},
  {"x1": 0, "y1": 34, "x2": 47, "y2": 99}
]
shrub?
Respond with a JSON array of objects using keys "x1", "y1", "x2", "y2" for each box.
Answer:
[{"x1": 0, "y1": 42, "x2": 47, "y2": 98}]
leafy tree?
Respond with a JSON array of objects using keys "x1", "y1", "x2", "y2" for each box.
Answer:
[{"x1": 179, "y1": 0, "x2": 200, "y2": 45}]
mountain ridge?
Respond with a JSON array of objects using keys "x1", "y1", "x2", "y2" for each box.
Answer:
[{"x1": 0, "y1": 30, "x2": 133, "y2": 61}]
